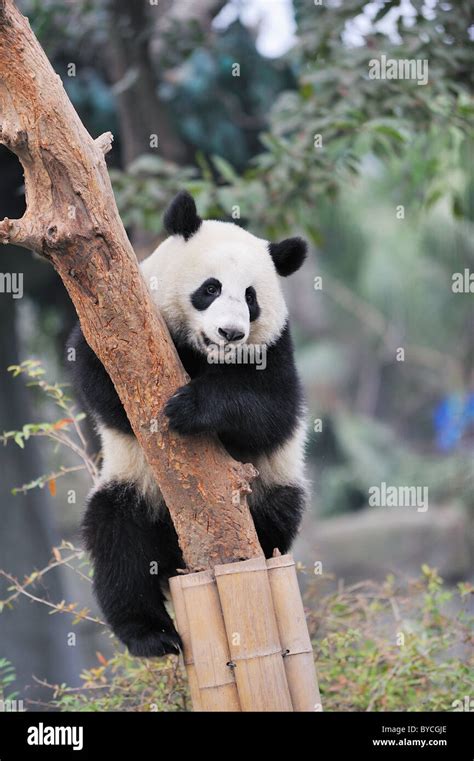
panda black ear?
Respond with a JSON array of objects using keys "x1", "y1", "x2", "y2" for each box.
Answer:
[
  {"x1": 164, "y1": 191, "x2": 202, "y2": 241},
  {"x1": 269, "y1": 237, "x2": 307, "y2": 277}
]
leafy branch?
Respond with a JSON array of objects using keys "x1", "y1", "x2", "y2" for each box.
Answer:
[
  {"x1": 1, "y1": 360, "x2": 99, "y2": 490},
  {"x1": 0, "y1": 540, "x2": 105, "y2": 626}
]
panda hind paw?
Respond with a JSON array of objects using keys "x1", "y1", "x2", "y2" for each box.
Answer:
[{"x1": 124, "y1": 629, "x2": 182, "y2": 658}]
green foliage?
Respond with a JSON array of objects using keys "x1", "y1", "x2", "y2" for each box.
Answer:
[
  {"x1": 164, "y1": 20, "x2": 295, "y2": 169},
  {"x1": 110, "y1": 157, "x2": 198, "y2": 235},
  {"x1": 307, "y1": 567, "x2": 474, "y2": 711},
  {"x1": 43, "y1": 651, "x2": 189, "y2": 713},
  {"x1": 31, "y1": 567, "x2": 473, "y2": 712},
  {"x1": 0, "y1": 659, "x2": 18, "y2": 703},
  {"x1": 247, "y1": 0, "x2": 473, "y2": 230},
  {"x1": 6, "y1": 359, "x2": 74, "y2": 409},
  {"x1": 110, "y1": 1, "x2": 473, "y2": 238},
  {"x1": 19, "y1": 0, "x2": 108, "y2": 58},
  {"x1": 1, "y1": 360, "x2": 96, "y2": 495}
]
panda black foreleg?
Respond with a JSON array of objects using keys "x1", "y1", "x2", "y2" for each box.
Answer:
[
  {"x1": 67, "y1": 322, "x2": 132, "y2": 435},
  {"x1": 165, "y1": 376, "x2": 297, "y2": 453},
  {"x1": 82, "y1": 482, "x2": 183, "y2": 657},
  {"x1": 249, "y1": 484, "x2": 305, "y2": 558}
]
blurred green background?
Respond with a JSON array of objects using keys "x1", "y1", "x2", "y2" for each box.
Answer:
[{"x1": 0, "y1": 0, "x2": 472, "y2": 708}]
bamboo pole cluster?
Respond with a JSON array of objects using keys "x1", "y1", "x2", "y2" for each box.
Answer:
[{"x1": 170, "y1": 554, "x2": 322, "y2": 712}]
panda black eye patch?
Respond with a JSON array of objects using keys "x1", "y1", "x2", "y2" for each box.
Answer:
[
  {"x1": 246, "y1": 286, "x2": 260, "y2": 322},
  {"x1": 191, "y1": 278, "x2": 222, "y2": 310}
]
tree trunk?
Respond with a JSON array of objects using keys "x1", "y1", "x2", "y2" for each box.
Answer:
[
  {"x1": 104, "y1": 0, "x2": 187, "y2": 167},
  {"x1": 0, "y1": 0, "x2": 261, "y2": 572}
]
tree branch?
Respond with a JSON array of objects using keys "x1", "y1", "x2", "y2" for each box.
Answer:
[
  {"x1": 95, "y1": 131, "x2": 114, "y2": 155},
  {"x1": 0, "y1": 0, "x2": 261, "y2": 571}
]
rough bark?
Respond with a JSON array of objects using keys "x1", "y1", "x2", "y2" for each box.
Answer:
[{"x1": 0, "y1": 0, "x2": 261, "y2": 571}]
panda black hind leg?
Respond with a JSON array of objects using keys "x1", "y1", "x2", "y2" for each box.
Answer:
[{"x1": 82, "y1": 481, "x2": 183, "y2": 657}]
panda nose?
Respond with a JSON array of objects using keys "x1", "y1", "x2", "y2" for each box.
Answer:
[{"x1": 218, "y1": 327, "x2": 245, "y2": 342}]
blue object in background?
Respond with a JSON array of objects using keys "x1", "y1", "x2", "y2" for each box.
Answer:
[{"x1": 434, "y1": 393, "x2": 474, "y2": 451}]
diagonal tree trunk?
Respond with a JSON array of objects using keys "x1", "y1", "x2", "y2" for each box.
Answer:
[{"x1": 0, "y1": 0, "x2": 261, "y2": 572}]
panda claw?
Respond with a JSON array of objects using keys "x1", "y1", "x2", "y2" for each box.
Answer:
[{"x1": 124, "y1": 629, "x2": 182, "y2": 658}]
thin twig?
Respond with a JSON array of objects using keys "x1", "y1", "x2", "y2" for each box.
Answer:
[{"x1": 0, "y1": 568, "x2": 105, "y2": 626}]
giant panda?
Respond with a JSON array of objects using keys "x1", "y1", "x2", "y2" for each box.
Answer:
[{"x1": 68, "y1": 191, "x2": 308, "y2": 657}]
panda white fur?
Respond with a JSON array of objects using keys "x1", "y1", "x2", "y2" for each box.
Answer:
[{"x1": 69, "y1": 191, "x2": 308, "y2": 657}]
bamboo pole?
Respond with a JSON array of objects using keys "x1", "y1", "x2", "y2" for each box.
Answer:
[
  {"x1": 168, "y1": 576, "x2": 203, "y2": 711},
  {"x1": 214, "y1": 557, "x2": 293, "y2": 712},
  {"x1": 172, "y1": 571, "x2": 241, "y2": 712},
  {"x1": 267, "y1": 555, "x2": 322, "y2": 712}
]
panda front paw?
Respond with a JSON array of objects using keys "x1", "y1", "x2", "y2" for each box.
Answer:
[{"x1": 165, "y1": 383, "x2": 203, "y2": 435}]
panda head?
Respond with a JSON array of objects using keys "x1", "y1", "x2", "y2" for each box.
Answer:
[{"x1": 141, "y1": 191, "x2": 307, "y2": 355}]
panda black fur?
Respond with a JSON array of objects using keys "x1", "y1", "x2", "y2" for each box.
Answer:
[{"x1": 69, "y1": 191, "x2": 308, "y2": 658}]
